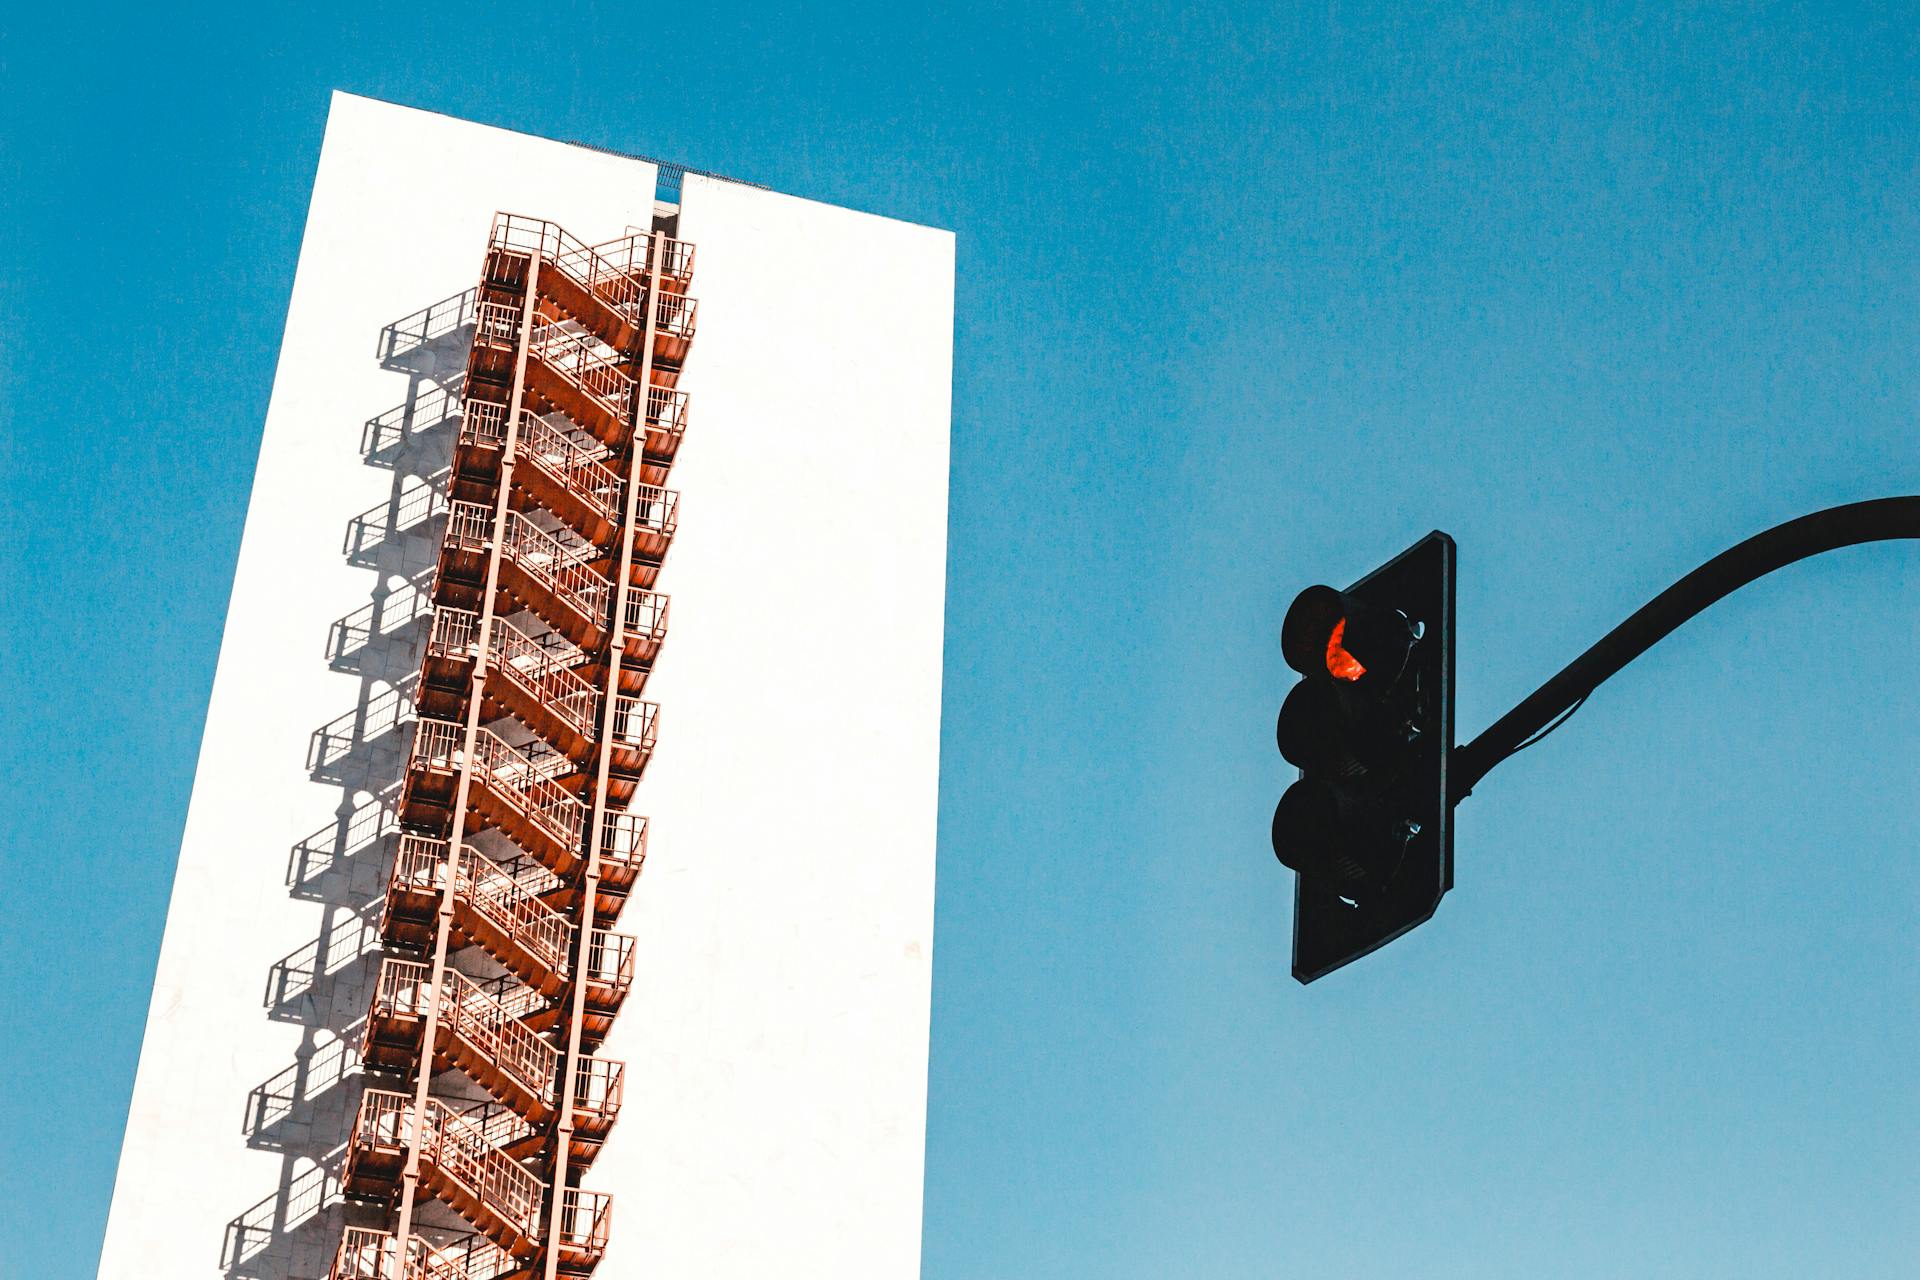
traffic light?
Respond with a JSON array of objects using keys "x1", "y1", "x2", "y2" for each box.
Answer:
[{"x1": 1273, "y1": 531, "x2": 1456, "y2": 982}]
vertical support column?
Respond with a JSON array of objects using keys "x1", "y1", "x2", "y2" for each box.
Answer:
[
  {"x1": 392, "y1": 253, "x2": 543, "y2": 1261},
  {"x1": 541, "y1": 230, "x2": 664, "y2": 1275}
]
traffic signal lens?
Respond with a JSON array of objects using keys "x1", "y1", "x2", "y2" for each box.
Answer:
[
  {"x1": 1278, "y1": 680, "x2": 1358, "y2": 776},
  {"x1": 1272, "y1": 777, "x2": 1409, "y2": 895},
  {"x1": 1326, "y1": 618, "x2": 1366, "y2": 681}
]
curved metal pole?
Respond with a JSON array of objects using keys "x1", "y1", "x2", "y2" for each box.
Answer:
[{"x1": 1451, "y1": 496, "x2": 1920, "y2": 802}]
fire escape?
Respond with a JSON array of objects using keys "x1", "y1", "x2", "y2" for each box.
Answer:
[{"x1": 331, "y1": 215, "x2": 697, "y2": 1280}]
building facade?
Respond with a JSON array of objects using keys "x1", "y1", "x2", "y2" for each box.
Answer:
[{"x1": 99, "y1": 94, "x2": 953, "y2": 1280}]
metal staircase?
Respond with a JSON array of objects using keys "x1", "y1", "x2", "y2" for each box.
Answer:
[{"x1": 330, "y1": 212, "x2": 695, "y2": 1280}]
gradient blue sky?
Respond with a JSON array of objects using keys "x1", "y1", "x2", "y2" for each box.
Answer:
[{"x1": 3, "y1": 3, "x2": 1917, "y2": 1276}]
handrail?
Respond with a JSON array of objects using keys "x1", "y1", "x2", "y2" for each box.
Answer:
[
  {"x1": 459, "y1": 399, "x2": 507, "y2": 448},
  {"x1": 644, "y1": 384, "x2": 690, "y2": 437},
  {"x1": 355, "y1": 1088, "x2": 547, "y2": 1239},
  {"x1": 442, "y1": 502, "x2": 615, "y2": 628},
  {"x1": 443, "y1": 501, "x2": 492, "y2": 552},
  {"x1": 492, "y1": 213, "x2": 695, "y2": 316},
  {"x1": 529, "y1": 323, "x2": 634, "y2": 422},
  {"x1": 423, "y1": 1093, "x2": 546, "y2": 1235},
  {"x1": 410, "y1": 717, "x2": 583, "y2": 849},
  {"x1": 409, "y1": 719, "x2": 466, "y2": 772},
  {"x1": 370, "y1": 957, "x2": 628, "y2": 1119},
  {"x1": 610, "y1": 695, "x2": 660, "y2": 756},
  {"x1": 459, "y1": 404, "x2": 625, "y2": 529},
  {"x1": 585, "y1": 929, "x2": 637, "y2": 995},
  {"x1": 504, "y1": 510, "x2": 614, "y2": 626},
  {"x1": 600, "y1": 807, "x2": 648, "y2": 877},
  {"x1": 653, "y1": 292, "x2": 698, "y2": 342},
  {"x1": 491, "y1": 619, "x2": 602, "y2": 738},
  {"x1": 330, "y1": 1226, "x2": 514, "y2": 1280},
  {"x1": 631, "y1": 482, "x2": 680, "y2": 538},
  {"x1": 374, "y1": 960, "x2": 554, "y2": 1105},
  {"x1": 465, "y1": 1098, "x2": 538, "y2": 1153},
  {"x1": 427, "y1": 606, "x2": 481, "y2": 656},
  {"x1": 430, "y1": 606, "x2": 608, "y2": 745},
  {"x1": 612, "y1": 232, "x2": 694, "y2": 285},
  {"x1": 556, "y1": 1188, "x2": 613, "y2": 1255},
  {"x1": 493, "y1": 215, "x2": 649, "y2": 322},
  {"x1": 392, "y1": 834, "x2": 571, "y2": 977},
  {"x1": 519, "y1": 413, "x2": 625, "y2": 525},
  {"x1": 374, "y1": 959, "x2": 552, "y2": 1113},
  {"x1": 409, "y1": 718, "x2": 649, "y2": 881},
  {"x1": 623, "y1": 586, "x2": 670, "y2": 642},
  {"x1": 573, "y1": 1054, "x2": 624, "y2": 1126},
  {"x1": 480, "y1": 972, "x2": 550, "y2": 1025},
  {"x1": 473, "y1": 301, "x2": 522, "y2": 349}
]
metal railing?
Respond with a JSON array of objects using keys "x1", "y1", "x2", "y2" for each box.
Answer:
[
  {"x1": 491, "y1": 617, "x2": 602, "y2": 739},
  {"x1": 491, "y1": 213, "x2": 584, "y2": 262},
  {"x1": 654, "y1": 292, "x2": 698, "y2": 343},
  {"x1": 352, "y1": 1087, "x2": 413, "y2": 1151},
  {"x1": 435, "y1": 608, "x2": 592, "y2": 701},
  {"x1": 409, "y1": 719, "x2": 466, "y2": 773},
  {"x1": 519, "y1": 412, "x2": 624, "y2": 526},
  {"x1": 441, "y1": 503, "x2": 614, "y2": 629},
  {"x1": 408, "y1": 721, "x2": 649, "y2": 891},
  {"x1": 457, "y1": 404, "x2": 624, "y2": 530},
  {"x1": 646, "y1": 384, "x2": 690, "y2": 439},
  {"x1": 632, "y1": 483, "x2": 680, "y2": 538},
  {"x1": 495, "y1": 213, "x2": 693, "y2": 290},
  {"x1": 466, "y1": 1097, "x2": 538, "y2": 1153},
  {"x1": 651, "y1": 234, "x2": 696, "y2": 284},
  {"x1": 443, "y1": 501, "x2": 493, "y2": 553},
  {"x1": 330, "y1": 1227, "x2": 515, "y2": 1280},
  {"x1": 460, "y1": 399, "x2": 507, "y2": 448},
  {"x1": 371, "y1": 960, "x2": 554, "y2": 1109},
  {"x1": 473, "y1": 301, "x2": 523, "y2": 350},
  {"x1": 574, "y1": 1054, "x2": 625, "y2": 1126},
  {"x1": 556, "y1": 1188, "x2": 613, "y2": 1257},
  {"x1": 427, "y1": 606, "x2": 481, "y2": 658},
  {"x1": 503, "y1": 510, "x2": 613, "y2": 627},
  {"x1": 623, "y1": 587, "x2": 670, "y2": 643},
  {"x1": 493, "y1": 214, "x2": 651, "y2": 323},
  {"x1": 353, "y1": 1089, "x2": 547, "y2": 1241},
  {"x1": 601, "y1": 808, "x2": 648, "y2": 878},
  {"x1": 585, "y1": 928, "x2": 637, "y2": 997},
  {"x1": 391, "y1": 835, "x2": 571, "y2": 978},
  {"x1": 427, "y1": 1093, "x2": 545, "y2": 1238},
  {"x1": 369, "y1": 956, "x2": 627, "y2": 1124},
  {"x1": 528, "y1": 322, "x2": 635, "y2": 423},
  {"x1": 480, "y1": 971, "x2": 550, "y2": 1025},
  {"x1": 610, "y1": 695, "x2": 659, "y2": 756},
  {"x1": 409, "y1": 717, "x2": 583, "y2": 851}
]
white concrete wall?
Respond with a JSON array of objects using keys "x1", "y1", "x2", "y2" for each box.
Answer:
[
  {"x1": 99, "y1": 92, "x2": 951, "y2": 1280},
  {"x1": 592, "y1": 175, "x2": 952, "y2": 1277}
]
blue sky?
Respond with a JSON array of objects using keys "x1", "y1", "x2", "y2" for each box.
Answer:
[{"x1": 3, "y1": 2, "x2": 1916, "y2": 1275}]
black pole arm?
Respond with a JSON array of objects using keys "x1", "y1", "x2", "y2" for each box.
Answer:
[{"x1": 1451, "y1": 496, "x2": 1920, "y2": 803}]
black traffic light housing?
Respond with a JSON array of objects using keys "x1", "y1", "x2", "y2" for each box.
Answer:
[{"x1": 1274, "y1": 531, "x2": 1455, "y2": 982}]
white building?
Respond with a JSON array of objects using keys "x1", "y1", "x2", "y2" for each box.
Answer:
[{"x1": 99, "y1": 92, "x2": 953, "y2": 1280}]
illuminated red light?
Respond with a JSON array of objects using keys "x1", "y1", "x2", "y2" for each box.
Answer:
[{"x1": 1326, "y1": 618, "x2": 1366, "y2": 681}]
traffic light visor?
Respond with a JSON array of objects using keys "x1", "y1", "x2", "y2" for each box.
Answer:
[{"x1": 1281, "y1": 584, "x2": 1346, "y2": 676}]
